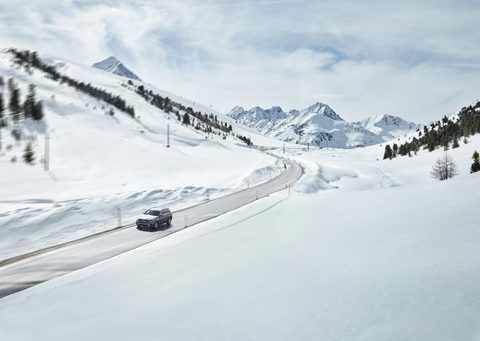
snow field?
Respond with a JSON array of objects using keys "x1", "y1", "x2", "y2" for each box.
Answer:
[{"x1": 1, "y1": 134, "x2": 479, "y2": 340}]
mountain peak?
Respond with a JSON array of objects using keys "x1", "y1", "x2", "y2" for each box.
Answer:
[
  {"x1": 227, "y1": 101, "x2": 419, "y2": 148},
  {"x1": 356, "y1": 114, "x2": 420, "y2": 140},
  {"x1": 92, "y1": 56, "x2": 141, "y2": 81},
  {"x1": 302, "y1": 102, "x2": 343, "y2": 121}
]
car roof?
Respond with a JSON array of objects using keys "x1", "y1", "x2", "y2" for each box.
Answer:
[{"x1": 148, "y1": 207, "x2": 169, "y2": 211}]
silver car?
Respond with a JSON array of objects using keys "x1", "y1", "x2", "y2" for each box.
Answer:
[{"x1": 136, "y1": 207, "x2": 173, "y2": 230}]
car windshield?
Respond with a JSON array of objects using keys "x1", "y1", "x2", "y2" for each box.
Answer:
[{"x1": 145, "y1": 210, "x2": 160, "y2": 216}]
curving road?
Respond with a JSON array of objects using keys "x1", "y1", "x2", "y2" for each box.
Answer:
[{"x1": 0, "y1": 156, "x2": 303, "y2": 299}]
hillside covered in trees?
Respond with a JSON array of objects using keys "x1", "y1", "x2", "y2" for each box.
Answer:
[
  {"x1": 6, "y1": 48, "x2": 253, "y2": 147},
  {"x1": 383, "y1": 102, "x2": 480, "y2": 159}
]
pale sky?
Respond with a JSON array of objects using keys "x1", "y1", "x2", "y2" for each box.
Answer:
[{"x1": 1, "y1": 0, "x2": 480, "y2": 123}]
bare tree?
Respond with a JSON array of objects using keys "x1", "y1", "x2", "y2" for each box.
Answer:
[{"x1": 431, "y1": 152, "x2": 459, "y2": 181}]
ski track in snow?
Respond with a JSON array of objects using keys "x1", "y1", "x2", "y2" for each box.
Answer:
[{"x1": 374, "y1": 166, "x2": 404, "y2": 188}]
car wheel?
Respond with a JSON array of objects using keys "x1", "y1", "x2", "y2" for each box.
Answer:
[
  {"x1": 167, "y1": 217, "x2": 172, "y2": 225},
  {"x1": 154, "y1": 221, "x2": 158, "y2": 230}
]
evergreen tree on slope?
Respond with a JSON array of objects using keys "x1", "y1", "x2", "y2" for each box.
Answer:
[
  {"x1": 471, "y1": 151, "x2": 480, "y2": 174},
  {"x1": 22, "y1": 143, "x2": 35, "y2": 163}
]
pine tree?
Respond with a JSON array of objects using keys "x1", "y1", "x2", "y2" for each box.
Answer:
[
  {"x1": 32, "y1": 101, "x2": 43, "y2": 120},
  {"x1": 22, "y1": 143, "x2": 35, "y2": 163},
  {"x1": 383, "y1": 145, "x2": 392, "y2": 159},
  {"x1": 23, "y1": 84, "x2": 43, "y2": 121},
  {"x1": 23, "y1": 84, "x2": 36, "y2": 119},
  {"x1": 0, "y1": 92, "x2": 4, "y2": 119},
  {"x1": 0, "y1": 76, "x2": 4, "y2": 87},
  {"x1": 471, "y1": 151, "x2": 480, "y2": 174},
  {"x1": 452, "y1": 136, "x2": 459, "y2": 149},
  {"x1": 441, "y1": 135, "x2": 448, "y2": 150},
  {"x1": 428, "y1": 139, "x2": 435, "y2": 152},
  {"x1": 430, "y1": 130, "x2": 438, "y2": 147},
  {"x1": 7, "y1": 78, "x2": 14, "y2": 93},
  {"x1": 182, "y1": 113, "x2": 191, "y2": 125},
  {"x1": 9, "y1": 87, "x2": 22, "y2": 123}
]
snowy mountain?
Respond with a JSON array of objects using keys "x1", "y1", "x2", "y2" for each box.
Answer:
[
  {"x1": 356, "y1": 114, "x2": 421, "y2": 141},
  {"x1": 0, "y1": 49, "x2": 285, "y2": 261},
  {"x1": 228, "y1": 103, "x2": 377, "y2": 148},
  {"x1": 228, "y1": 103, "x2": 420, "y2": 148},
  {"x1": 92, "y1": 56, "x2": 142, "y2": 81}
]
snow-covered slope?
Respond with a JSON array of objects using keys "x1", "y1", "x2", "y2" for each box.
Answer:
[
  {"x1": 228, "y1": 103, "x2": 419, "y2": 148},
  {"x1": 0, "y1": 50, "x2": 284, "y2": 261},
  {"x1": 356, "y1": 113, "x2": 421, "y2": 141},
  {"x1": 1, "y1": 131, "x2": 479, "y2": 340},
  {"x1": 92, "y1": 56, "x2": 142, "y2": 81}
]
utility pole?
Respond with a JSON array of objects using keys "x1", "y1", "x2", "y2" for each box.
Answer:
[
  {"x1": 283, "y1": 143, "x2": 285, "y2": 154},
  {"x1": 44, "y1": 132, "x2": 49, "y2": 171},
  {"x1": 307, "y1": 143, "x2": 309, "y2": 151},
  {"x1": 117, "y1": 207, "x2": 122, "y2": 227},
  {"x1": 167, "y1": 124, "x2": 170, "y2": 148}
]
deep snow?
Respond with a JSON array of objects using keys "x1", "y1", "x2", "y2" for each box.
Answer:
[{"x1": 1, "y1": 131, "x2": 479, "y2": 340}]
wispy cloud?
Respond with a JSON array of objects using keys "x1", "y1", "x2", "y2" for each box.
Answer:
[{"x1": 0, "y1": 0, "x2": 479, "y2": 122}]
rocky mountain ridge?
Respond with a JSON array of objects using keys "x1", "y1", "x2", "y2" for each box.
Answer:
[{"x1": 228, "y1": 103, "x2": 419, "y2": 148}]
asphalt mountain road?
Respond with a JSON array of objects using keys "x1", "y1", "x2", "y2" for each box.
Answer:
[{"x1": 0, "y1": 156, "x2": 303, "y2": 299}]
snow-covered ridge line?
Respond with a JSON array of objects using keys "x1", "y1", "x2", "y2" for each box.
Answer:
[
  {"x1": 355, "y1": 113, "x2": 421, "y2": 141},
  {"x1": 7, "y1": 48, "x2": 137, "y2": 117},
  {"x1": 228, "y1": 103, "x2": 420, "y2": 149}
]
